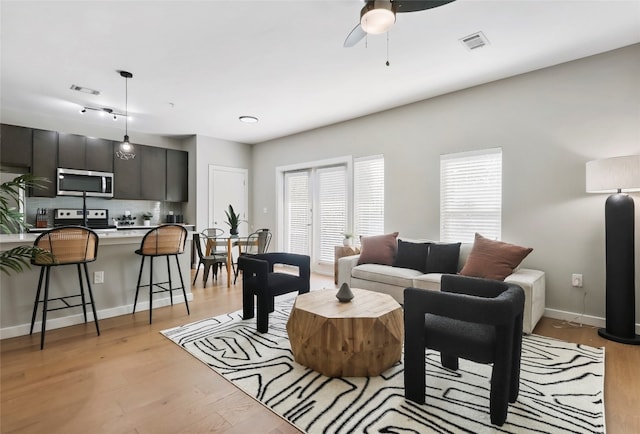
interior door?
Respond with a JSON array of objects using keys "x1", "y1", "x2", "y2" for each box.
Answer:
[{"x1": 208, "y1": 165, "x2": 248, "y2": 236}]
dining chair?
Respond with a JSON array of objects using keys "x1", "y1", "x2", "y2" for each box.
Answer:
[
  {"x1": 192, "y1": 233, "x2": 228, "y2": 284},
  {"x1": 233, "y1": 228, "x2": 272, "y2": 283}
]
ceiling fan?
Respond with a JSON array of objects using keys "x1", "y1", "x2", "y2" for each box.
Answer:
[{"x1": 344, "y1": 0, "x2": 457, "y2": 47}]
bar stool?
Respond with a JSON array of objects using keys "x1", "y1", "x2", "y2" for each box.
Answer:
[
  {"x1": 133, "y1": 224, "x2": 189, "y2": 324},
  {"x1": 30, "y1": 226, "x2": 100, "y2": 350}
]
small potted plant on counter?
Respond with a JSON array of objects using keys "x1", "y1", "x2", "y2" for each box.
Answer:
[{"x1": 142, "y1": 212, "x2": 153, "y2": 226}]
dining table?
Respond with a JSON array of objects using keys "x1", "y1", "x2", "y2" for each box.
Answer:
[{"x1": 204, "y1": 235, "x2": 258, "y2": 287}]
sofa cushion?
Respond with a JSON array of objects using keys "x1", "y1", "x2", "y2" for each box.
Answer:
[
  {"x1": 393, "y1": 240, "x2": 430, "y2": 272},
  {"x1": 357, "y1": 232, "x2": 399, "y2": 266},
  {"x1": 352, "y1": 263, "x2": 422, "y2": 288},
  {"x1": 426, "y1": 242, "x2": 461, "y2": 274},
  {"x1": 411, "y1": 273, "x2": 444, "y2": 291},
  {"x1": 459, "y1": 233, "x2": 533, "y2": 281}
]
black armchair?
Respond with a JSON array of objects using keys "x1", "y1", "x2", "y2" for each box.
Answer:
[
  {"x1": 404, "y1": 275, "x2": 525, "y2": 426},
  {"x1": 238, "y1": 252, "x2": 310, "y2": 333}
]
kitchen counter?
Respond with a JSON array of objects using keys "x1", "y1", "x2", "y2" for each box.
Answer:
[{"x1": 0, "y1": 229, "x2": 194, "y2": 340}]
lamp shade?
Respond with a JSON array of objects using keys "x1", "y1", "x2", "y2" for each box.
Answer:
[
  {"x1": 360, "y1": 1, "x2": 396, "y2": 34},
  {"x1": 586, "y1": 155, "x2": 640, "y2": 193}
]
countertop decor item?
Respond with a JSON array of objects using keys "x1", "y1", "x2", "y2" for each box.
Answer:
[{"x1": 336, "y1": 282, "x2": 354, "y2": 302}]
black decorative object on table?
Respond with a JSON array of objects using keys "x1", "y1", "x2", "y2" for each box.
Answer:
[{"x1": 336, "y1": 282, "x2": 354, "y2": 302}]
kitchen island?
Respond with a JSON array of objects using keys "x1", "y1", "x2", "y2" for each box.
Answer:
[{"x1": 0, "y1": 229, "x2": 193, "y2": 339}]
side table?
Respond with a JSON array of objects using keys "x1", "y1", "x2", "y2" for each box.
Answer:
[{"x1": 334, "y1": 245, "x2": 360, "y2": 284}]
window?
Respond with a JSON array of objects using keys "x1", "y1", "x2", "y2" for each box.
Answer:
[
  {"x1": 354, "y1": 155, "x2": 384, "y2": 240},
  {"x1": 440, "y1": 148, "x2": 502, "y2": 243}
]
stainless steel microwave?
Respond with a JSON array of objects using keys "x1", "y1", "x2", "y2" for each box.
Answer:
[{"x1": 57, "y1": 168, "x2": 114, "y2": 198}]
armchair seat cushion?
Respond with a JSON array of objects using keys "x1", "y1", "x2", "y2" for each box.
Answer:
[
  {"x1": 244, "y1": 273, "x2": 305, "y2": 296},
  {"x1": 424, "y1": 315, "x2": 496, "y2": 364}
]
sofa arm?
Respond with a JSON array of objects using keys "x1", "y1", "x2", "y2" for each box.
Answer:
[
  {"x1": 337, "y1": 255, "x2": 360, "y2": 287},
  {"x1": 504, "y1": 268, "x2": 546, "y2": 334}
]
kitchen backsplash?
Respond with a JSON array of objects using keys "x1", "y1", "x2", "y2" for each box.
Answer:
[{"x1": 26, "y1": 197, "x2": 184, "y2": 228}]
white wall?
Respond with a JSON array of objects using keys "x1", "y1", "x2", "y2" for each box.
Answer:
[
  {"x1": 192, "y1": 135, "x2": 252, "y2": 232},
  {"x1": 251, "y1": 44, "x2": 640, "y2": 325}
]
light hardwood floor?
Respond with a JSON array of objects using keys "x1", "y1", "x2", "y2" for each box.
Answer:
[{"x1": 1, "y1": 271, "x2": 638, "y2": 433}]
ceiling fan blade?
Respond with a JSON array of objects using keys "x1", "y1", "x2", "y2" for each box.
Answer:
[
  {"x1": 394, "y1": 0, "x2": 456, "y2": 13},
  {"x1": 344, "y1": 23, "x2": 367, "y2": 48}
]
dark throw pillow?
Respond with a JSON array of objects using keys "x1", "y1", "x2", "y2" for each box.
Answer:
[
  {"x1": 393, "y1": 240, "x2": 430, "y2": 272},
  {"x1": 459, "y1": 233, "x2": 533, "y2": 281},
  {"x1": 425, "y1": 242, "x2": 461, "y2": 274},
  {"x1": 357, "y1": 232, "x2": 399, "y2": 266}
]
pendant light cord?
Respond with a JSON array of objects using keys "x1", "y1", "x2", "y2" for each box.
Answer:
[{"x1": 125, "y1": 75, "x2": 128, "y2": 137}]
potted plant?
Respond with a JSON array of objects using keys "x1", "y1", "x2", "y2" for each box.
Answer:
[
  {"x1": 343, "y1": 232, "x2": 354, "y2": 246},
  {"x1": 224, "y1": 204, "x2": 242, "y2": 235},
  {"x1": 0, "y1": 174, "x2": 50, "y2": 275},
  {"x1": 142, "y1": 212, "x2": 153, "y2": 226}
]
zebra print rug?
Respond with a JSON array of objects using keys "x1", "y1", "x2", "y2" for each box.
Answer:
[{"x1": 161, "y1": 301, "x2": 605, "y2": 434}]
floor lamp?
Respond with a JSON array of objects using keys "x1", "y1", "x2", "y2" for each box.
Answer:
[{"x1": 586, "y1": 155, "x2": 640, "y2": 345}]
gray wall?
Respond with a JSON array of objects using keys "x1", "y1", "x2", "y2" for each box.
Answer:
[{"x1": 251, "y1": 44, "x2": 640, "y2": 325}]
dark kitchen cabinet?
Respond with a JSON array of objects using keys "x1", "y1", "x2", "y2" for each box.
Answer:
[
  {"x1": 1, "y1": 124, "x2": 32, "y2": 167},
  {"x1": 166, "y1": 149, "x2": 188, "y2": 202},
  {"x1": 58, "y1": 133, "x2": 86, "y2": 170},
  {"x1": 59, "y1": 133, "x2": 113, "y2": 172},
  {"x1": 31, "y1": 129, "x2": 58, "y2": 197},
  {"x1": 140, "y1": 145, "x2": 166, "y2": 200},
  {"x1": 113, "y1": 143, "x2": 141, "y2": 199},
  {"x1": 86, "y1": 138, "x2": 114, "y2": 172}
]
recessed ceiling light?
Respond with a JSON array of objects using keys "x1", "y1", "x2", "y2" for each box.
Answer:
[
  {"x1": 239, "y1": 115, "x2": 259, "y2": 123},
  {"x1": 70, "y1": 84, "x2": 101, "y2": 95}
]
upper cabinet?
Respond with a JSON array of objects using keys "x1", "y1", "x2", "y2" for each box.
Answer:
[
  {"x1": 31, "y1": 129, "x2": 58, "y2": 197},
  {"x1": 113, "y1": 143, "x2": 142, "y2": 200},
  {"x1": 1, "y1": 123, "x2": 188, "y2": 202},
  {"x1": 140, "y1": 145, "x2": 167, "y2": 201},
  {"x1": 166, "y1": 149, "x2": 188, "y2": 202},
  {"x1": 1, "y1": 124, "x2": 32, "y2": 168},
  {"x1": 58, "y1": 133, "x2": 114, "y2": 172}
]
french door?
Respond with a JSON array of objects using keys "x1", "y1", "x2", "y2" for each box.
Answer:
[{"x1": 283, "y1": 165, "x2": 348, "y2": 273}]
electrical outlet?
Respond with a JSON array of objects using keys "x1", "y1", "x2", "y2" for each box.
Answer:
[
  {"x1": 94, "y1": 271, "x2": 104, "y2": 284},
  {"x1": 571, "y1": 273, "x2": 583, "y2": 288}
]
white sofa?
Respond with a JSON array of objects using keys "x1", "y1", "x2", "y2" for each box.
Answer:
[{"x1": 337, "y1": 242, "x2": 545, "y2": 334}]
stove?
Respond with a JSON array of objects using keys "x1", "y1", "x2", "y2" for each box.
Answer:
[{"x1": 54, "y1": 208, "x2": 115, "y2": 229}]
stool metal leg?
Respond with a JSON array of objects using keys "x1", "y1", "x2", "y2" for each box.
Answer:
[
  {"x1": 133, "y1": 256, "x2": 145, "y2": 314},
  {"x1": 166, "y1": 255, "x2": 174, "y2": 306},
  {"x1": 175, "y1": 255, "x2": 189, "y2": 315},
  {"x1": 30, "y1": 267, "x2": 45, "y2": 335},
  {"x1": 83, "y1": 263, "x2": 100, "y2": 336},
  {"x1": 77, "y1": 264, "x2": 88, "y2": 323},
  {"x1": 149, "y1": 256, "x2": 154, "y2": 324},
  {"x1": 40, "y1": 267, "x2": 51, "y2": 350}
]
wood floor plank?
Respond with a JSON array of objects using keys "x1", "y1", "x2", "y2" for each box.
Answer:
[{"x1": 1, "y1": 272, "x2": 638, "y2": 434}]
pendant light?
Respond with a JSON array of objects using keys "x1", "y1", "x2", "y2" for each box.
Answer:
[{"x1": 119, "y1": 70, "x2": 133, "y2": 153}]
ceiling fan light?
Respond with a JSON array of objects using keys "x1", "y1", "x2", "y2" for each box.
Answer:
[{"x1": 360, "y1": 1, "x2": 395, "y2": 34}]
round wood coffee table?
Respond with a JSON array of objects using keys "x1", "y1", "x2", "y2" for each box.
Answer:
[{"x1": 286, "y1": 288, "x2": 403, "y2": 377}]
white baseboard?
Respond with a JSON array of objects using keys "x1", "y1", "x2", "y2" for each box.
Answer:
[
  {"x1": 544, "y1": 307, "x2": 640, "y2": 334},
  {"x1": 0, "y1": 293, "x2": 194, "y2": 340}
]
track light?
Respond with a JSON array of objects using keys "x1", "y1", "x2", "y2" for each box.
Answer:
[{"x1": 80, "y1": 108, "x2": 86, "y2": 114}]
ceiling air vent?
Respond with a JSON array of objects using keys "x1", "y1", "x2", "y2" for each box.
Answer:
[
  {"x1": 70, "y1": 84, "x2": 100, "y2": 96},
  {"x1": 460, "y1": 31, "x2": 489, "y2": 50}
]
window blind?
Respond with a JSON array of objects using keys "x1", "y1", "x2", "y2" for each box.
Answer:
[
  {"x1": 440, "y1": 148, "x2": 502, "y2": 243},
  {"x1": 354, "y1": 156, "x2": 385, "y2": 241},
  {"x1": 284, "y1": 171, "x2": 310, "y2": 255},
  {"x1": 317, "y1": 166, "x2": 347, "y2": 263}
]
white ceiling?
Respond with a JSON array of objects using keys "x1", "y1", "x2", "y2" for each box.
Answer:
[{"x1": 1, "y1": 1, "x2": 639, "y2": 145}]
